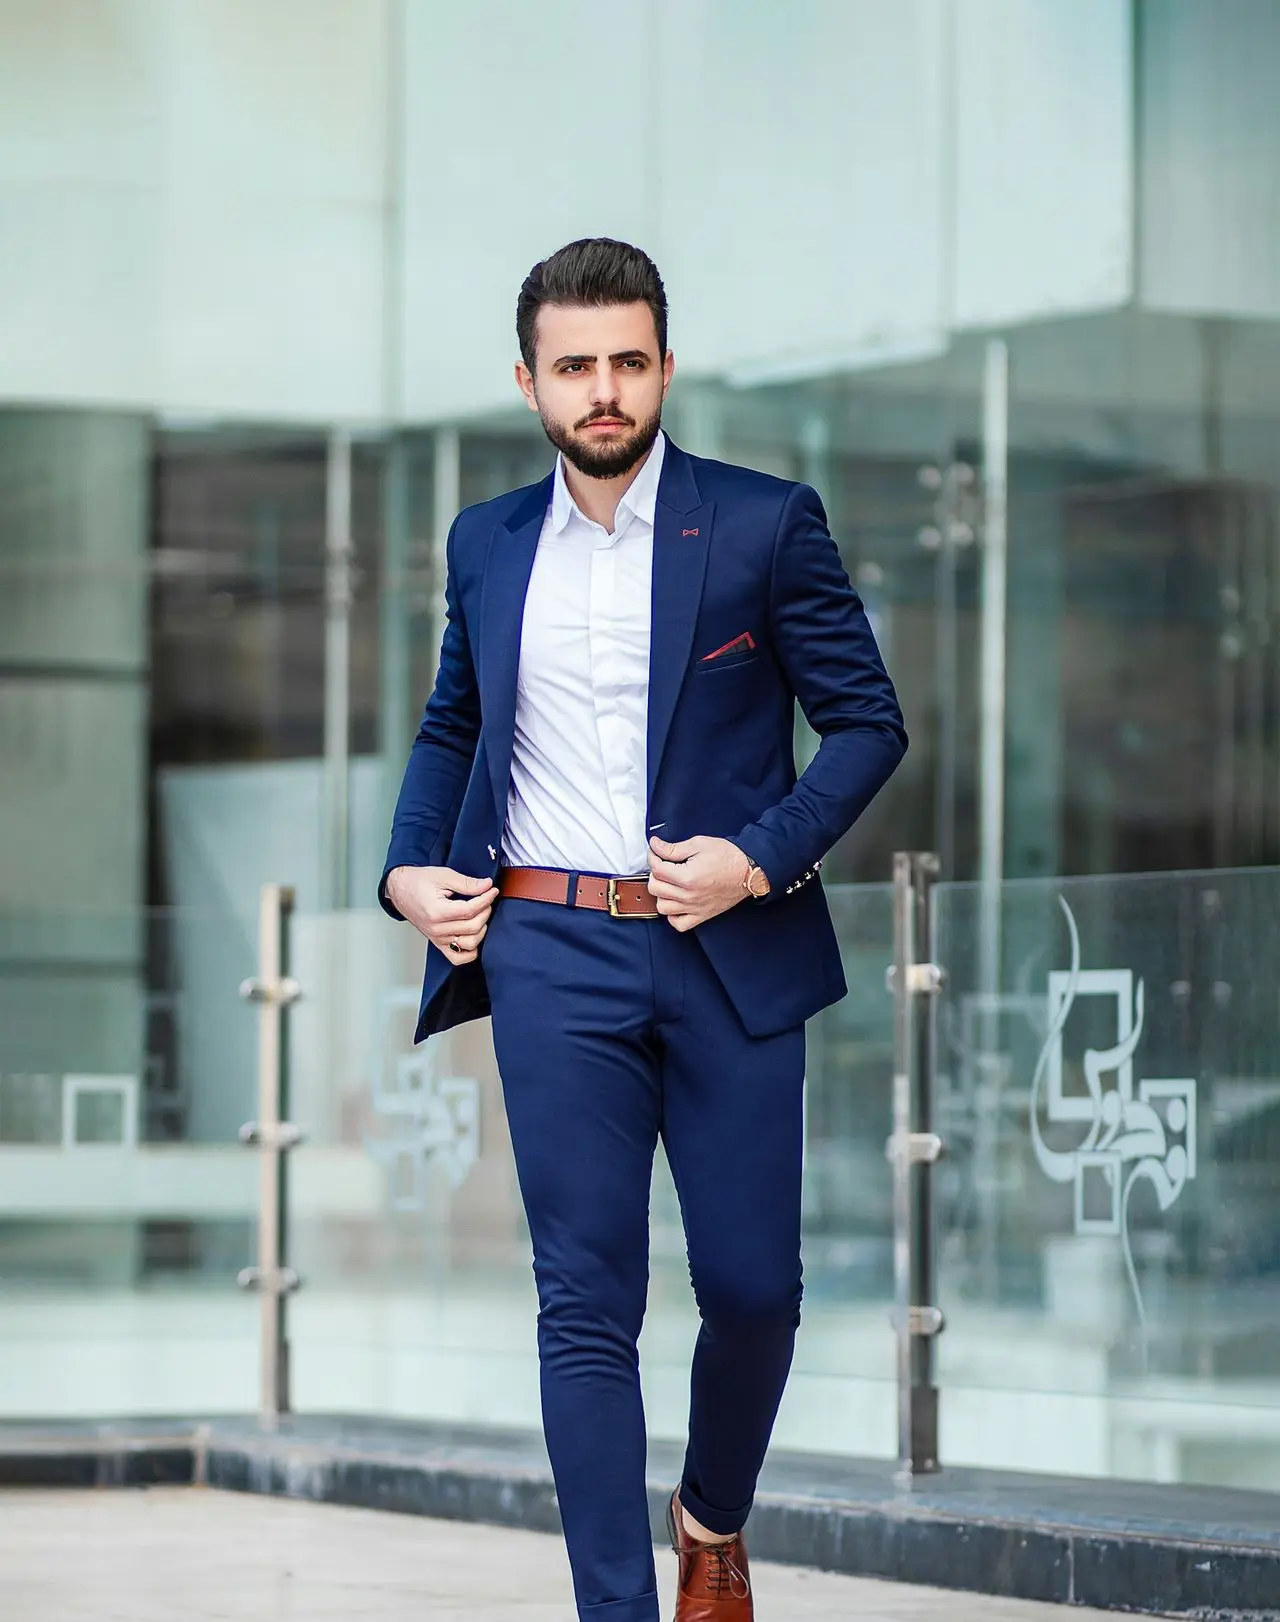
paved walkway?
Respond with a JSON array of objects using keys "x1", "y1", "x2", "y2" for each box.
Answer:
[{"x1": 0, "y1": 1488, "x2": 1112, "y2": 1621}]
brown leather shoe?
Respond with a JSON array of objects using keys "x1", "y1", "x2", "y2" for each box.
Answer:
[{"x1": 667, "y1": 1489, "x2": 753, "y2": 1620}]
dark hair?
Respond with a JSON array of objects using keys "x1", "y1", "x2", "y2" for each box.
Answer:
[{"x1": 516, "y1": 238, "x2": 668, "y2": 371}]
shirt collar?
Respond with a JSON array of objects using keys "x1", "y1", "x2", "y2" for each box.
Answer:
[{"x1": 551, "y1": 429, "x2": 667, "y2": 537}]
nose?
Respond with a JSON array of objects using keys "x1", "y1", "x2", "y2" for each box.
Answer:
[{"x1": 588, "y1": 362, "x2": 619, "y2": 411}]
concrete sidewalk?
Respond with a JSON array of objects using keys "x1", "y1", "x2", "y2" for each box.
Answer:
[{"x1": 0, "y1": 1487, "x2": 1114, "y2": 1621}]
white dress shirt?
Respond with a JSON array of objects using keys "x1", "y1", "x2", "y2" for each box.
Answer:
[{"x1": 501, "y1": 431, "x2": 666, "y2": 877}]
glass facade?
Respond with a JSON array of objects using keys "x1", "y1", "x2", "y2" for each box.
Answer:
[{"x1": 2, "y1": 0, "x2": 1280, "y2": 1496}]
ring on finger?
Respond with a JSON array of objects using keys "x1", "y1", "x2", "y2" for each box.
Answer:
[{"x1": 448, "y1": 938, "x2": 462, "y2": 954}]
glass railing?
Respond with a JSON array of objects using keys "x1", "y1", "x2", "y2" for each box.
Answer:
[
  {"x1": 780, "y1": 882, "x2": 897, "y2": 1454},
  {"x1": 0, "y1": 904, "x2": 261, "y2": 1416},
  {"x1": 4, "y1": 869, "x2": 1279, "y2": 1495},
  {"x1": 932, "y1": 868, "x2": 1280, "y2": 1488},
  {"x1": 282, "y1": 907, "x2": 539, "y2": 1425}
]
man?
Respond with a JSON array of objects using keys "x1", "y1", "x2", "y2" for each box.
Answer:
[{"x1": 381, "y1": 239, "x2": 906, "y2": 1622}]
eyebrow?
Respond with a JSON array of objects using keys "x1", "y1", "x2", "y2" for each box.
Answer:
[{"x1": 553, "y1": 349, "x2": 652, "y2": 366}]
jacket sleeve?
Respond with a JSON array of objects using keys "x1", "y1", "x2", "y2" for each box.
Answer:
[
  {"x1": 733, "y1": 483, "x2": 907, "y2": 898},
  {"x1": 378, "y1": 517, "x2": 483, "y2": 919}
]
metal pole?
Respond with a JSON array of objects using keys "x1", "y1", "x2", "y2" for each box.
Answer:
[
  {"x1": 427, "y1": 426, "x2": 461, "y2": 689},
  {"x1": 975, "y1": 342, "x2": 1010, "y2": 1299},
  {"x1": 379, "y1": 433, "x2": 412, "y2": 838},
  {"x1": 890, "y1": 851, "x2": 945, "y2": 1478},
  {"x1": 935, "y1": 523, "x2": 958, "y2": 881},
  {"x1": 237, "y1": 884, "x2": 303, "y2": 1426},
  {"x1": 978, "y1": 340, "x2": 1009, "y2": 1008},
  {"x1": 324, "y1": 429, "x2": 354, "y2": 911}
]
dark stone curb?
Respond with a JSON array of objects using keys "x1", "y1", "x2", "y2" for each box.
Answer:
[
  {"x1": 203, "y1": 1437, "x2": 563, "y2": 1537},
  {"x1": 0, "y1": 1438, "x2": 194, "y2": 1491},
  {"x1": 3, "y1": 1417, "x2": 1279, "y2": 1619}
]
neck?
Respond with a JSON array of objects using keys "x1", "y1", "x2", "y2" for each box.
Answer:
[{"x1": 562, "y1": 440, "x2": 656, "y2": 532}]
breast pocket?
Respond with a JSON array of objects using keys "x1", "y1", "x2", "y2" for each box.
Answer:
[
  {"x1": 690, "y1": 651, "x2": 763, "y2": 718},
  {"x1": 696, "y1": 643, "x2": 760, "y2": 672}
]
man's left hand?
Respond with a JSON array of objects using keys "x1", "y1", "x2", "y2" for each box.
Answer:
[{"x1": 647, "y1": 835, "x2": 768, "y2": 931}]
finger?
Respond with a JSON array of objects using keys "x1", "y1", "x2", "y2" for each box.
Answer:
[
  {"x1": 442, "y1": 885, "x2": 496, "y2": 912},
  {"x1": 648, "y1": 877, "x2": 694, "y2": 905},
  {"x1": 438, "y1": 869, "x2": 495, "y2": 898},
  {"x1": 438, "y1": 936, "x2": 480, "y2": 964},
  {"x1": 647, "y1": 855, "x2": 695, "y2": 886},
  {"x1": 447, "y1": 919, "x2": 489, "y2": 951},
  {"x1": 667, "y1": 912, "x2": 700, "y2": 933},
  {"x1": 648, "y1": 835, "x2": 703, "y2": 863},
  {"x1": 432, "y1": 891, "x2": 496, "y2": 923}
]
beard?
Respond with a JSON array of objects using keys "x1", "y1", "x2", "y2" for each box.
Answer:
[{"x1": 539, "y1": 401, "x2": 663, "y2": 480}]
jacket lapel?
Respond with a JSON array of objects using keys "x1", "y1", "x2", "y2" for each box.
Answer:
[
  {"x1": 479, "y1": 476, "x2": 551, "y2": 819},
  {"x1": 647, "y1": 443, "x2": 712, "y2": 809}
]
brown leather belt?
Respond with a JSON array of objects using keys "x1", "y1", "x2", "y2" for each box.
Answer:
[{"x1": 498, "y1": 865, "x2": 660, "y2": 919}]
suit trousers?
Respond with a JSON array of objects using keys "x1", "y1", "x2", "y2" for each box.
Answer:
[{"x1": 482, "y1": 894, "x2": 806, "y2": 1622}]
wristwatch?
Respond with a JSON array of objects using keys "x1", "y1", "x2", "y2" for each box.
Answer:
[{"x1": 742, "y1": 856, "x2": 771, "y2": 899}]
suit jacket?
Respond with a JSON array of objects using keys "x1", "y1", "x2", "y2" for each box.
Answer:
[{"x1": 380, "y1": 439, "x2": 907, "y2": 1043}]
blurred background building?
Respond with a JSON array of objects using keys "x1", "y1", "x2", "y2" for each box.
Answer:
[{"x1": 2, "y1": 0, "x2": 1280, "y2": 1499}]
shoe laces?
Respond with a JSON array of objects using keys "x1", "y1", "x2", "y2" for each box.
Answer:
[{"x1": 703, "y1": 1540, "x2": 750, "y2": 1600}]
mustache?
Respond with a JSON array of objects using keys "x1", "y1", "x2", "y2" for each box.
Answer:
[{"x1": 574, "y1": 407, "x2": 636, "y2": 430}]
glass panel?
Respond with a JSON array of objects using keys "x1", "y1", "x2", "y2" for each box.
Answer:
[
  {"x1": 0, "y1": 905, "x2": 260, "y2": 1417},
  {"x1": 782, "y1": 882, "x2": 897, "y2": 1454},
  {"x1": 150, "y1": 425, "x2": 387, "y2": 767},
  {"x1": 286, "y1": 907, "x2": 537, "y2": 1425},
  {"x1": 0, "y1": 410, "x2": 150, "y2": 924},
  {"x1": 934, "y1": 867, "x2": 1280, "y2": 1489},
  {"x1": 460, "y1": 420, "x2": 554, "y2": 510},
  {"x1": 999, "y1": 310, "x2": 1280, "y2": 883}
]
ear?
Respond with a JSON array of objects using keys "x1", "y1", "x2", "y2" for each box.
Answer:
[
  {"x1": 661, "y1": 349, "x2": 676, "y2": 399},
  {"x1": 514, "y1": 361, "x2": 539, "y2": 412}
]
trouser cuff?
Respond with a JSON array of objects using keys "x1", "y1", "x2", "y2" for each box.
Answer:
[
  {"x1": 677, "y1": 1481, "x2": 752, "y2": 1538},
  {"x1": 578, "y1": 1590, "x2": 661, "y2": 1622}
]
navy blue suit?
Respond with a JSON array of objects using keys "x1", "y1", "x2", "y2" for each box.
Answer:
[{"x1": 382, "y1": 441, "x2": 905, "y2": 1620}]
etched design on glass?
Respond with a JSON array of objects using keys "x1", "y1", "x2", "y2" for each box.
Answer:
[
  {"x1": 364, "y1": 987, "x2": 480, "y2": 1211},
  {"x1": 1030, "y1": 899, "x2": 1197, "y2": 1330}
]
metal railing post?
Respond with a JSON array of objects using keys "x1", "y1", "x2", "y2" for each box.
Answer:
[
  {"x1": 889, "y1": 852, "x2": 945, "y2": 1477},
  {"x1": 237, "y1": 883, "x2": 304, "y2": 1426}
]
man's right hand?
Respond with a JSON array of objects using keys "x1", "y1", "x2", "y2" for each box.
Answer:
[{"x1": 385, "y1": 866, "x2": 496, "y2": 966}]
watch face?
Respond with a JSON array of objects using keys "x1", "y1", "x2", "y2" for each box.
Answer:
[{"x1": 748, "y1": 865, "x2": 769, "y2": 897}]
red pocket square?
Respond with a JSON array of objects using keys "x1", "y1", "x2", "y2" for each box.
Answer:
[{"x1": 700, "y1": 632, "x2": 756, "y2": 663}]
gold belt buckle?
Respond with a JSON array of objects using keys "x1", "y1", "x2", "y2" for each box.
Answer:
[{"x1": 607, "y1": 877, "x2": 653, "y2": 918}]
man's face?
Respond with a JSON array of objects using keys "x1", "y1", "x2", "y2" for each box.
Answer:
[{"x1": 515, "y1": 301, "x2": 675, "y2": 479}]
